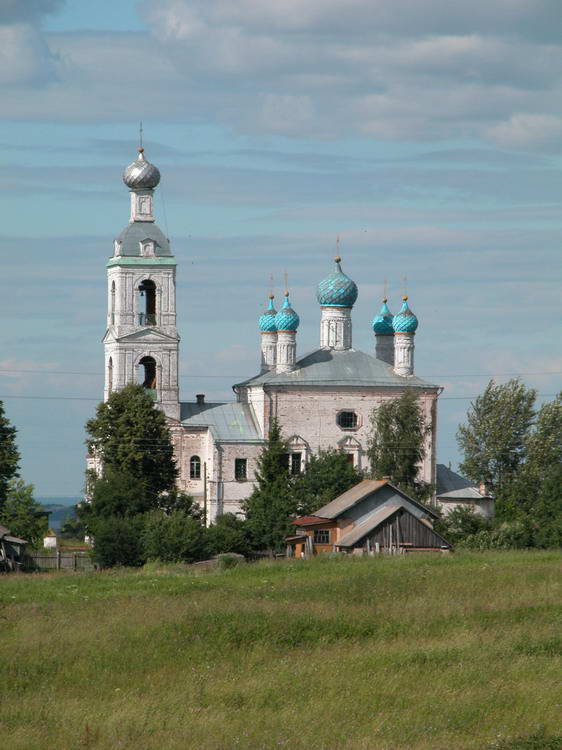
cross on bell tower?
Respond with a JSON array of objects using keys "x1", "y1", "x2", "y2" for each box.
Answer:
[{"x1": 102, "y1": 144, "x2": 180, "y2": 420}]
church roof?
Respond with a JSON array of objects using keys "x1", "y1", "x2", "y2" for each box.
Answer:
[
  {"x1": 114, "y1": 221, "x2": 172, "y2": 257},
  {"x1": 180, "y1": 401, "x2": 261, "y2": 442},
  {"x1": 235, "y1": 348, "x2": 438, "y2": 389},
  {"x1": 436, "y1": 464, "x2": 489, "y2": 500}
]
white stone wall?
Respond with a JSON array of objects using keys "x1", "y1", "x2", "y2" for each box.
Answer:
[{"x1": 276, "y1": 330, "x2": 296, "y2": 373}]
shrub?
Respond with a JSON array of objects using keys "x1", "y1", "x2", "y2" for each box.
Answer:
[
  {"x1": 142, "y1": 510, "x2": 209, "y2": 564},
  {"x1": 216, "y1": 553, "x2": 244, "y2": 570},
  {"x1": 208, "y1": 513, "x2": 252, "y2": 556},
  {"x1": 91, "y1": 515, "x2": 146, "y2": 568}
]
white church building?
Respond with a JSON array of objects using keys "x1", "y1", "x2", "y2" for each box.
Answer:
[{"x1": 99, "y1": 146, "x2": 445, "y2": 522}]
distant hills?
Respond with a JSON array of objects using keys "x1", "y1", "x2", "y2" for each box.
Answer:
[{"x1": 37, "y1": 498, "x2": 79, "y2": 530}]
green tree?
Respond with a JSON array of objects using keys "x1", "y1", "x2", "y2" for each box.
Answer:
[
  {"x1": 85, "y1": 384, "x2": 177, "y2": 511},
  {"x1": 532, "y1": 464, "x2": 562, "y2": 548},
  {"x1": 142, "y1": 510, "x2": 209, "y2": 563},
  {"x1": 82, "y1": 468, "x2": 151, "y2": 521},
  {"x1": 242, "y1": 419, "x2": 297, "y2": 552},
  {"x1": 0, "y1": 401, "x2": 20, "y2": 512},
  {"x1": 367, "y1": 391, "x2": 432, "y2": 501},
  {"x1": 60, "y1": 512, "x2": 85, "y2": 540},
  {"x1": 291, "y1": 448, "x2": 363, "y2": 515},
  {"x1": 90, "y1": 515, "x2": 146, "y2": 568},
  {"x1": 524, "y1": 392, "x2": 562, "y2": 486},
  {"x1": 0, "y1": 479, "x2": 47, "y2": 548},
  {"x1": 457, "y1": 379, "x2": 536, "y2": 498},
  {"x1": 208, "y1": 513, "x2": 252, "y2": 556}
]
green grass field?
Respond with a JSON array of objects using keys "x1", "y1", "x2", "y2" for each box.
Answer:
[{"x1": 1, "y1": 551, "x2": 561, "y2": 749}]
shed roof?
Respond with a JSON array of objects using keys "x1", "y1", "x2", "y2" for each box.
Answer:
[
  {"x1": 314, "y1": 479, "x2": 439, "y2": 520},
  {"x1": 3, "y1": 534, "x2": 27, "y2": 545},
  {"x1": 235, "y1": 348, "x2": 439, "y2": 390},
  {"x1": 436, "y1": 464, "x2": 489, "y2": 500},
  {"x1": 180, "y1": 401, "x2": 261, "y2": 442},
  {"x1": 336, "y1": 505, "x2": 401, "y2": 547},
  {"x1": 290, "y1": 515, "x2": 332, "y2": 526}
]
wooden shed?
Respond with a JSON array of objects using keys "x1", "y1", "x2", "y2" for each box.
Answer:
[
  {"x1": 0, "y1": 524, "x2": 28, "y2": 572},
  {"x1": 286, "y1": 479, "x2": 451, "y2": 557}
]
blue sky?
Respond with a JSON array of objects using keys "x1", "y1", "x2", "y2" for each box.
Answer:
[{"x1": 1, "y1": 0, "x2": 561, "y2": 496}]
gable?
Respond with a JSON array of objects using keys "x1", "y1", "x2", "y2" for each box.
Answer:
[{"x1": 112, "y1": 328, "x2": 179, "y2": 344}]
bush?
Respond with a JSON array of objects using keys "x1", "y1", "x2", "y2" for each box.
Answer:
[
  {"x1": 142, "y1": 511, "x2": 209, "y2": 564},
  {"x1": 91, "y1": 515, "x2": 146, "y2": 568},
  {"x1": 215, "y1": 553, "x2": 244, "y2": 570},
  {"x1": 208, "y1": 513, "x2": 252, "y2": 556},
  {"x1": 434, "y1": 505, "x2": 490, "y2": 545},
  {"x1": 460, "y1": 519, "x2": 535, "y2": 550}
]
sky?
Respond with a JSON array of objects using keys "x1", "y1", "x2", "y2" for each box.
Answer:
[{"x1": 0, "y1": 0, "x2": 561, "y2": 497}]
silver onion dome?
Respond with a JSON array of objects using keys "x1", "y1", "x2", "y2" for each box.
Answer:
[{"x1": 122, "y1": 148, "x2": 161, "y2": 190}]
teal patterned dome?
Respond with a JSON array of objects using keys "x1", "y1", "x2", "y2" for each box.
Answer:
[
  {"x1": 372, "y1": 299, "x2": 394, "y2": 334},
  {"x1": 392, "y1": 297, "x2": 418, "y2": 333},
  {"x1": 275, "y1": 293, "x2": 300, "y2": 331},
  {"x1": 259, "y1": 296, "x2": 277, "y2": 332},
  {"x1": 317, "y1": 257, "x2": 358, "y2": 308}
]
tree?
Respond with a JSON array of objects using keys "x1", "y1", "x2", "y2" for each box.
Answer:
[
  {"x1": 90, "y1": 515, "x2": 146, "y2": 568},
  {"x1": 532, "y1": 464, "x2": 562, "y2": 548},
  {"x1": 82, "y1": 468, "x2": 151, "y2": 521},
  {"x1": 291, "y1": 448, "x2": 363, "y2": 515},
  {"x1": 85, "y1": 384, "x2": 177, "y2": 511},
  {"x1": 0, "y1": 479, "x2": 47, "y2": 548},
  {"x1": 367, "y1": 391, "x2": 432, "y2": 501},
  {"x1": 523, "y1": 392, "x2": 562, "y2": 486},
  {"x1": 0, "y1": 401, "x2": 20, "y2": 512},
  {"x1": 208, "y1": 513, "x2": 252, "y2": 556},
  {"x1": 457, "y1": 379, "x2": 536, "y2": 498},
  {"x1": 242, "y1": 419, "x2": 297, "y2": 552},
  {"x1": 60, "y1": 513, "x2": 86, "y2": 540},
  {"x1": 142, "y1": 510, "x2": 209, "y2": 563}
]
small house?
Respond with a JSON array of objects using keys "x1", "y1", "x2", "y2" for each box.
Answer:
[
  {"x1": 435, "y1": 464, "x2": 494, "y2": 518},
  {"x1": 0, "y1": 525, "x2": 28, "y2": 572},
  {"x1": 43, "y1": 529, "x2": 58, "y2": 549},
  {"x1": 286, "y1": 479, "x2": 451, "y2": 557}
]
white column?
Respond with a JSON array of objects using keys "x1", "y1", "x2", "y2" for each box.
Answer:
[
  {"x1": 320, "y1": 307, "x2": 352, "y2": 350},
  {"x1": 376, "y1": 334, "x2": 394, "y2": 366},
  {"x1": 261, "y1": 332, "x2": 277, "y2": 373},
  {"x1": 393, "y1": 332, "x2": 415, "y2": 376},
  {"x1": 276, "y1": 331, "x2": 296, "y2": 373}
]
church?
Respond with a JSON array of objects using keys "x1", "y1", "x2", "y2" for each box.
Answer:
[{"x1": 99, "y1": 146, "x2": 442, "y2": 522}]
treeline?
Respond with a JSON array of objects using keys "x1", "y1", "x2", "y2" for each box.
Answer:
[
  {"x1": 81, "y1": 385, "x2": 363, "y2": 567},
  {"x1": 438, "y1": 380, "x2": 562, "y2": 549}
]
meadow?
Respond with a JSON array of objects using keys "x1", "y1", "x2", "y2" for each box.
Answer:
[{"x1": 1, "y1": 551, "x2": 561, "y2": 750}]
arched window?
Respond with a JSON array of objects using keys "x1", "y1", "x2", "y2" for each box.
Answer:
[
  {"x1": 138, "y1": 356, "x2": 157, "y2": 390},
  {"x1": 108, "y1": 357, "x2": 113, "y2": 393},
  {"x1": 190, "y1": 455, "x2": 201, "y2": 480},
  {"x1": 110, "y1": 281, "x2": 116, "y2": 324},
  {"x1": 137, "y1": 279, "x2": 156, "y2": 326}
]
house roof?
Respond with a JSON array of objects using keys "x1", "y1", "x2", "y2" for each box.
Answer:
[
  {"x1": 336, "y1": 505, "x2": 401, "y2": 547},
  {"x1": 436, "y1": 464, "x2": 489, "y2": 500},
  {"x1": 3, "y1": 535, "x2": 27, "y2": 545},
  {"x1": 313, "y1": 478, "x2": 439, "y2": 520},
  {"x1": 336, "y1": 505, "x2": 451, "y2": 549},
  {"x1": 180, "y1": 401, "x2": 261, "y2": 442},
  {"x1": 290, "y1": 515, "x2": 332, "y2": 526},
  {"x1": 235, "y1": 348, "x2": 439, "y2": 390}
]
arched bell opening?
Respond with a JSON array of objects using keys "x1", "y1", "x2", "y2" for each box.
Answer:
[
  {"x1": 138, "y1": 356, "x2": 157, "y2": 391},
  {"x1": 137, "y1": 279, "x2": 156, "y2": 326},
  {"x1": 110, "y1": 281, "x2": 116, "y2": 324}
]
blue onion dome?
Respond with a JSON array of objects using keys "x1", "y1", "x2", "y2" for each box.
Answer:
[
  {"x1": 259, "y1": 295, "x2": 278, "y2": 332},
  {"x1": 275, "y1": 292, "x2": 300, "y2": 331},
  {"x1": 392, "y1": 296, "x2": 419, "y2": 333},
  {"x1": 123, "y1": 147, "x2": 161, "y2": 189},
  {"x1": 372, "y1": 298, "x2": 394, "y2": 334},
  {"x1": 316, "y1": 256, "x2": 358, "y2": 308}
]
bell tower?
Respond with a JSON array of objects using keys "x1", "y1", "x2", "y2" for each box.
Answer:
[{"x1": 102, "y1": 145, "x2": 180, "y2": 420}]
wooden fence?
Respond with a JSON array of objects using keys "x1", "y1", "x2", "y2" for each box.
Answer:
[{"x1": 28, "y1": 551, "x2": 95, "y2": 572}]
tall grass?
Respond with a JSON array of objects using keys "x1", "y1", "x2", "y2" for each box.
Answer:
[{"x1": 1, "y1": 551, "x2": 561, "y2": 749}]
